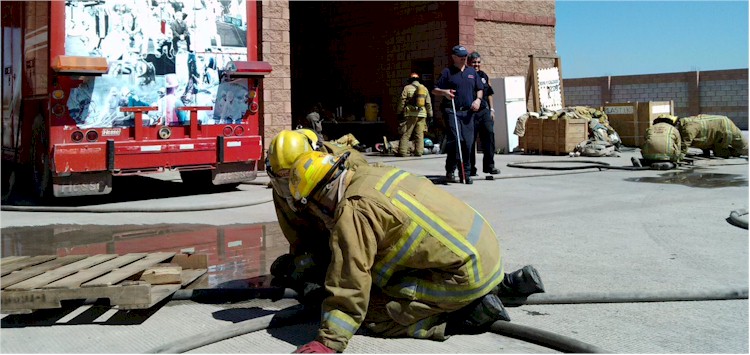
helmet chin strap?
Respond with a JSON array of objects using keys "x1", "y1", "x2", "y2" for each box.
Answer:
[{"x1": 310, "y1": 168, "x2": 349, "y2": 217}]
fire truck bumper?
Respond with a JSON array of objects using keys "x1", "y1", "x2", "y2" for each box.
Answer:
[
  {"x1": 211, "y1": 161, "x2": 258, "y2": 185},
  {"x1": 53, "y1": 172, "x2": 113, "y2": 197}
]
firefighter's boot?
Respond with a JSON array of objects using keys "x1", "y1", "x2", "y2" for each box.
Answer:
[
  {"x1": 650, "y1": 162, "x2": 676, "y2": 170},
  {"x1": 465, "y1": 293, "x2": 511, "y2": 327},
  {"x1": 497, "y1": 265, "x2": 545, "y2": 297}
]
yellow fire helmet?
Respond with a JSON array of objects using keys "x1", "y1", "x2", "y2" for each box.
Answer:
[
  {"x1": 267, "y1": 130, "x2": 314, "y2": 177},
  {"x1": 654, "y1": 114, "x2": 678, "y2": 126},
  {"x1": 289, "y1": 151, "x2": 350, "y2": 203},
  {"x1": 295, "y1": 128, "x2": 320, "y2": 150}
]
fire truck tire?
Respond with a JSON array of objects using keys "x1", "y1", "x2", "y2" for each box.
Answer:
[
  {"x1": 30, "y1": 115, "x2": 52, "y2": 200},
  {"x1": 1, "y1": 163, "x2": 15, "y2": 200}
]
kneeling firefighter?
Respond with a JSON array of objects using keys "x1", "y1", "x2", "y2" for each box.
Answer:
[
  {"x1": 677, "y1": 114, "x2": 748, "y2": 158},
  {"x1": 633, "y1": 114, "x2": 683, "y2": 169},
  {"x1": 287, "y1": 151, "x2": 545, "y2": 353},
  {"x1": 266, "y1": 129, "x2": 369, "y2": 307}
]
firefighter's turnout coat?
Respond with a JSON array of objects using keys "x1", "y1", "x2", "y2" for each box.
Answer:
[
  {"x1": 396, "y1": 81, "x2": 433, "y2": 156},
  {"x1": 678, "y1": 115, "x2": 748, "y2": 158},
  {"x1": 641, "y1": 122, "x2": 682, "y2": 162},
  {"x1": 397, "y1": 81, "x2": 433, "y2": 119},
  {"x1": 317, "y1": 165, "x2": 504, "y2": 351}
]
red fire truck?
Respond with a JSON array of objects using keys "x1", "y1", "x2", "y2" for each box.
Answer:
[{"x1": 2, "y1": 0, "x2": 270, "y2": 198}]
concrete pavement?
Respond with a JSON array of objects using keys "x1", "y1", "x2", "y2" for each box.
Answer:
[{"x1": 1, "y1": 148, "x2": 748, "y2": 353}]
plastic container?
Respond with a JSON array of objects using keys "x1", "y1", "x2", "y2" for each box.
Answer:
[{"x1": 364, "y1": 103, "x2": 379, "y2": 122}]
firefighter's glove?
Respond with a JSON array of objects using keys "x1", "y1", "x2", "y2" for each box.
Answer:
[
  {"x1": 291, "y1": 254, "x2": 316, "y2": 282},
  {"x1": 293, "y1": 340, "x2": 335, "y2": 353},
  {"x1": 398, "y1": 121, "x2": 407, "y2": 135},
  {"x1": 270, "y1": 254, "x2": 295, "y2": 280},
  {"x1": 297, "y1": 282, "x2": 328, "y2": 311}
]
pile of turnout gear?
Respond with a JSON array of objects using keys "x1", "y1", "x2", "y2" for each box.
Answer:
[
  {"x1": 376, "y1": 136, "x2": 439, "y2": 155},
  {"x1": 514, "y1": 106, "x2": 622, "y2": 157}
]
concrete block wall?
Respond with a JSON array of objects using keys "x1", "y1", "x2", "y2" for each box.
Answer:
[
  {"x1": 564, "y1": 85, "x2": 602, "y2": 108},
  {"x1": 699, "y1": 76, "x2": 748, "y2": 127},
  {"x1": 379, "y1": 2, "x2": 455, "y2": 128},
  {"x1": 564, "y1": 69, "x2": 748, "y2": 129},
  {"x1": 610, "y1": 82, "x2": 689, "y2": 110},
  {"x1": 472, "y1": 0, "x2": 556, "y2": 111},
  {"x1": 473, "y1": 1, "x2": 556, "y2": 78},
  {"x1": 260, "y1": 0, "x2": 291, "y2": 149}
]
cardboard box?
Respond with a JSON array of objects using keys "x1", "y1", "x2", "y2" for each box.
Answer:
[
  {"x1": 520, "y1": 117, "x2": 588, "y2": 155},
  {"x1": 604, "y1": 101, "x2": 674, "y2": 147}
]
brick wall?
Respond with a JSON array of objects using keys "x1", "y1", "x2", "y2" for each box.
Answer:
[
  {"x1": 260, "y1": 0, "x2": 291, "y2": 149},
  {"x1": 379, "y1": 2, "x2": 456, "y2": 129},
  {"x1": 472, "y1": 0, "x2": 556, "y2": 111},
  {"x1": 472, "y1": 1, "x2": 556, "y2": 77},
  {"x1": 564, "y1": 69, "x2": 749, "y2": 129}
]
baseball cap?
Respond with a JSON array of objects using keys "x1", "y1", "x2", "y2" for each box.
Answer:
[{"x1": 452, "y1": 45, "x2": 468, "y2": 57}]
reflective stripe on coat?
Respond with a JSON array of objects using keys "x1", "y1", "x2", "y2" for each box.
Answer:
[{"x1": 641, "y1": 122, "x2": 682, "y2": 161}]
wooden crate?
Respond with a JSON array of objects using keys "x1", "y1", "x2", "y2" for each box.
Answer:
[
  {"x1": 604, "y1": 101, "x2": 673, "y2": 147},
  {"x1": 520, "y1": 117, "x2": 588, "y2": 155},
  {"x1": 0, "y1": 253, "x2": 208, "y2": 314}
]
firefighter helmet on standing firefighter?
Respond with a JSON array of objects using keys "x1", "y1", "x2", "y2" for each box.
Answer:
[
  {"x1": 267, "y1": 130, "x2": 314, "y2": 177},
  {"x1": 289, "y1": 151, "x2": 349, "y2": 203}
]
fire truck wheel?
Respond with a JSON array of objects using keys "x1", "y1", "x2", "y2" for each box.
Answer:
[
  {"x1": 30, "y1": 115, "x2": 52, "y2": 200},
  {"x1": 1, "y1": 163, "x2": 15, "y2": 201}
]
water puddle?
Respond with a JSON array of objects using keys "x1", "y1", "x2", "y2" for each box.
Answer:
[
  {"x1": 624, "y1": 172, "x2": 747, "y2": 188},
  {"x1": 1, "y1": 223, "x2": 290, "y2": 289}
]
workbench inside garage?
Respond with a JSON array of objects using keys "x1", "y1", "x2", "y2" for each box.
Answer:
[{"x1": 322, "y1": 121, "x2": 388, "y2": 148}]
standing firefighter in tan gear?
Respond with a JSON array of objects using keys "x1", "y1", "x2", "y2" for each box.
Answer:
[
  {"x1": 396, "y1": 73, "x2": 433, "y2": 157},
  {"x1": 639, "y1": 114, "x2": 683, "y2": 164},
  {"x1": 287, "y1": 151, "x2": 545, "y2": 353},
  {"x1": 677, "y1": 114, "x2": 748, "y2": 158},
  {"x1": 265, "y1": 129, "x2": 369, "y2": 304}
]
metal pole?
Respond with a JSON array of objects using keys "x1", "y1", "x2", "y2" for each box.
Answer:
[{"x1": 451, "y1": 98, "x2": 467, "y2": 183}]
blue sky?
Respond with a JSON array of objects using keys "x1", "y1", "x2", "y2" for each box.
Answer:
[{"x1": 556, "y1": 1, "x2": 749, "y2": 78}]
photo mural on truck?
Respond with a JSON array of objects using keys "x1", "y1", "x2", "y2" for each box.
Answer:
[{"x1": 64, "y1": 0, "x2": 250, "y2": 128}]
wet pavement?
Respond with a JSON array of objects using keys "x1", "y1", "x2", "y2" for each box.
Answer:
[{"x1": 624, "y1": 170, "x2": 748, "y2": 188}]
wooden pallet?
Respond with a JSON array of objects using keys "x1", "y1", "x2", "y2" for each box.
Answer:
[{"x1": 0, "y1": 253, "x2": 208, "y2": 314}]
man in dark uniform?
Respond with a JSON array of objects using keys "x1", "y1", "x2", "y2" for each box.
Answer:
[
  {"x1": 432, "y1": 45, "x2": 484, "y2": 184},
  {"x1": 468, "y1": 51, "x2": 500, "y2": 176}
]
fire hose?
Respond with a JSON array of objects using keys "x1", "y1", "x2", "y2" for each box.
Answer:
[{"x1": 143, "y1": 286, "x2": 748, "y2": 354}]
